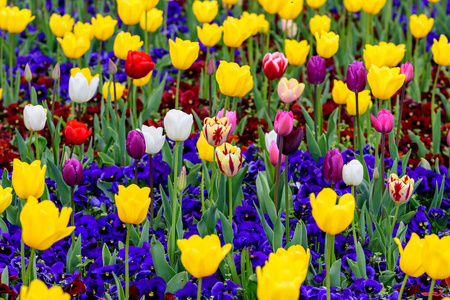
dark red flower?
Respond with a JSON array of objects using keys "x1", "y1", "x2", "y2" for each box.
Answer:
[
  {"x1": 64, "y1": 273, "x2": 86, "y2": 296},
  {"x1": 125, "y1": 50, "x2": 155, "y2": 79},
  {"x1": 64, "y1": 119, "x2": 92, "y2": 145}
]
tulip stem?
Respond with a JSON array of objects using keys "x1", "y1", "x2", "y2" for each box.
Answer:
[
  {"x1": 273, "y1": 136, "x2": 284, "y2": 209},
  {"x1": 380, "y1": 133, "x2": 386, "y2": 195},
  {"x1": 9, "y1": 33, "x2": 15, "y2": 92},
  {"x1": 398, "y1": 275, "x2": 409, "y2": 300},
  {"x1": 267, "y1": 80, "x2": 272, "y2": 120},
  {"x1": 23, "y1": 248, "x2": 36, "y2": 287},
  {"x1": 34, "y1": 132, "x2": 40, "y2": 160},
  {"x1": 355, "y1": 92, "x2": 364, "y2": 158},
  {"x1": 430, "y1": 65, "x2": 440, "y2": 126},
  {"x1": 210, "y1": 147, "x2": 216, "y2": 200},
  {"x1": 197, "y1": 277, "x2": 202, "y2": 300},
  {"x1": 173, "y1": 141, "x2": 180, "y2": 215},
  {"x1": 149, "y1": 154, "x2": 154, "y2": 226},
  {"x1": 228, "y1": 176, "x2": 233, "y2": 226},
  {"x1": 125, "y1": 223, "x2": 130, "y2": 300},
  {"x1": 21, "y1": 237, "x2": 25, "y2": 284},
  {"x1": 391, "y1": 203, "x2": 400, "y2": 238},
  {"x1": 336, "y1": 104, "x2": 341, "y2": 146},
  {"x1": 201, "y1": 161, "x2": 206, "y2": 213},
  {"x1": 113, "y1": 74, "x2": 118, "y2": 117},
  {"x1": 428, "y1": 279, "x2": 436, "y2": 300},
  {"x1": 285, "y1": 156, "x2": 290, "y2": 242},
  {"x1": 351, "y1": 186, "x2": 359, "y2": 249},
  {"x1": 71, "y1": 186, "x2": 75, "y2": 248},
  {"x1": 313, "y1": 84, "x2": 318, "y2": 141},
  {"x1": 413, "y1": 38, "x2": 419, "y2": 84},
  {"x1": 396, "y1": 84, "x2": 406, "y2": 147},
  {"x1": 0, "y1": 31, "x2": 4, "y2": 85},
  {"x1": 325, "y1": 233, "x2": 334, "y2": 300},
  {"x1": 175, "y1": 70, "x2": 182, "y2": 110}
]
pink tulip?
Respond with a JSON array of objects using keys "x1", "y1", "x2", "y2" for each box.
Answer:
[
  {"x1": 400, "y1": 62, "x2": 414, "y2": 83},
  {"x1": 262, "y1": 52, "x2": 289, "y2": 80},
  {"x1": 274, "y1": 111, "x2": 294, "y2": 136},
  {"x1": 446, "y1": 131, "x2": 450, "y2": 147},
  {"x1": 217, "y1": 109, "x2": 237, "y2": 134},
  {"x1": 268, "y1": 140, "x2": 284, "y2": 167},
  {"x1": 371, "y1": 109, "x2": 394, "y2": 133},
  {"x1": 277, "y1": 77, "x2": 305, "y2": 103}
]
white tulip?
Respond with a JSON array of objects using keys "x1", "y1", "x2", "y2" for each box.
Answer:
[
  {"x1": 68, "y1": 72, "x2": 99, "y2": 103},
  {"x1": 281, "y1": 19, "x2": 298, "y2": 39},
  {"x1": 265, "y1": 130, "x2": 277, "y2": 151},
  {"x1": 23, "y1": 104, "x2": 47, "y2": 132},
  {"x1": 140, "y1": 125, "x2": 166, "y2": 154},
  {"x1": 164, "y1": 109, "x2": 193, "y2": 141},
  {"x1": 342, "y1": 159, "x2": 364, "y2": 186}
]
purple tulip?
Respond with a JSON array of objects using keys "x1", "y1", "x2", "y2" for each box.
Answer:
[
  {"x1": 371, "y1": 109, "x2": 394, "y2": 134},
  {"x1": 346, "y1": 61, "x2": 367, "y2": 93},
  {"x1": 277, "y1": 128, "x2": 303, "y2": 156},
  {"x1": 62, "y1": 158, "x2": 83, "y2": 186},
  {"x1": 274, "y1": 111, "x2": 294, "y2": 136},
  {"x1": 400, "y1": 62, "x2": 414, "y2": 84},
  {"x1": 306, "y1": 55, "x2": 326, "y2": 85},
  {"x1": 126, "y1": 130, "x2": 146, "y2": 160},
  {"x1": 323, "y1": 149, "x2": 344, "y2": 184}
]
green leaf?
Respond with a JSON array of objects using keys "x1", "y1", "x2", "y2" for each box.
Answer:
[
  {"x1": 102, "y1": 243, "x2": 112, "y2": 266},
  {"x1": 330, "y1": 259, "x2": 342, "y2": 287},
  {"x1": 407, "y1": 130, "x2": 428, "y2": 157},
  {"x1": 112, "y1": 272, "x2": 125, "y2": 300},
  {"x1": 165, "y1": 271, "x2": 189, "y2": 293},
  {"x1": 219, "y1": 212, "x2": 234, "y2": 246},
  {"x1": 66, "y1": 234, "x2": 82, "y2": 273},
  {"x1": 47, "y1": 160, "x2": 71, "y2": 207},
  {"x1": 356, "y1": 242, "x2": 367, "y2": 279},
  {"x1": 305, "y1": 124, "x2": 321, "y2": 160},
  {"x1": 150, "y1": 236, "x2": 176, "y2": 282},
  {"x1": 98, "y1": 152, "x2": 116, "y2": 167},
  {"x1": 138, "y1": 220, "x2": 150, "y2": 248},
  {"x1": 1, "y1": 266, "x2": 8, "y2": 286}
]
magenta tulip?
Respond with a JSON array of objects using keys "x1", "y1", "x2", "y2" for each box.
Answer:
[
  {"x1": 371, "y1": 109, "x2": 394, "y2": 134},
  {"x1": 274, "y1": 111, "x2": 294, "y2": 136}
]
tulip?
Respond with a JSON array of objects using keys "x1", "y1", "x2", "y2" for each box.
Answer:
[
  {"x1": 222, "y1": 0, "x2": 238, "y2": 6},
  {"x1": 346, "y1": 90, "x2": 371, "y2": 116},
  {"x1": 0, "y1": 0, "x2": 5, "y2": 8},
  {"x1": 114, "y1": 31, "x2": 144, "y2": 60},
  {"x1": 284, "y1": 39, "x2": 310, "y2": 66},
  {"x1": 394, "y1": 233, "x2": 425, "y2": 278},
  {"x1": 0, "y1": 88, "x2": 2, "y2": 100},
  {"x1": 347, "y1": 61, "x2": 367, "y2": 93},
  {"x1": 64, "y1": 119, "x2": 92, "y2": 145},
  {"x1": 215, "y1": 143, "x2": 244, "y2": 177},
  {"x1": 115, "y1": 184, "x2": 151, "y2": 224},
  {"x1": 49, "y1": 14, "x2": 74, "y2": 37},
  {"x1": 278, "y1": 77, "x2": 305, "y2": 103},
  {"x1": 0, "y1": 8, "x2": 8, "y2": 32},
  {"x1": 342, "y1": 160, "x2": 363, "y2": 186},
  {"x1": 362, "y1": 0, "x2": 386, "y2": 15},
  {"x1": 278, "y1": 0, "x2": 303, "y2": 20},
  {"x1": 197, "y1": 132, "x2": 215, "y2": 162},
  {"x1": 240, "y1": 12, "x2": 266, "y2": 36},
  {"x1": 140, "y1": 125, "x2": 165, "y2": 155},
  {"x1": 164, "y1": 109, "x2": 194, "y2": 142},
  {"x1": 447, "y1": 131, "x2": 450, "y2": 147},
  {"x1": 371, "y1": 108, "x2": 394, "y2": 133},
  {"x1": 177, "y1": 234, "x2": 232, "y2": 278},
  {"x1": 197, "y1": 24, "x2": 223, "y2": 47},
  {"x1": 409, "y1": 14, "x2": 434, "y2": 39},
  {"x1": 144, "y1": 0, "x2": 159, "y2": 9},
  {"x1": 216, "y1": 61, "x2": 253, "y2": 97},
  {"x1": 133, "y1": 70, "x2": 152, "y2": 87},
  {"x1": 23, "y1": 104, "x2": 47, "y2": 132},
  {"x1": 367, "y1": 65, "x2": 405, "y2": 100},
  {"x1": 216, "y1": 109, "x2": 236, "y2": 134},
  {"x1": 125, "y1": 51, "x2": 155, "y2": 79},
  {"x1": 223, "y1": 17, "x2": 251, "y2": 48},
  {"x1": 258, "y1": 0, "x2": 289, "y2": 14},
  {"x1": 280, "y1": 19, "x2": 298, "y2": 38},
  {"x1": 62, "y1": 158, "x2": 84, "y2": 187},
  {"x1": 323, "y1": 149, "x2": 344, "y2": 184},
  {"x1": 91, "y1": 14, "x2": 117, "y2": 41},
  {"x1": 363, "y1": 42, "x2": 405, "y2": 69},
  {"x1": 69, "y1": 68, "x2": 100, "y2": 103},
  {"x1": 310, "y1": 188, "x2": 355, "y2": 235},
  {"x1": 306, "y1": 0, "x2": 326, "y2": 8},
  {"x1": 126, "y1": 130, "x2": 146, "y2": 160},
  {"x1": 0, "y1": 186, "x2": 12, "y2": 214},
  {"x1": 20, "y1": 279, "x2": 70, "y2": 300},
  {"x1": 102, "y1": 81, "x2": 126, "y2": 101},
  {"x1": 5, "y1": 7, "x2": 35, "y2": 33},
  {"x1": 12, "y1": 159, "x2": 47, "y2": 200},
  {"x1": 344, "y1": 0, "x2": 362, "y2": 12},
  {"x1": 307, "y1": 55, "x2": 326, "y2": 85},
  {"x1": 73, "y1": 21, "x2": 94, "y2": 40},
  {"x1": 274, "y1": 111, "x2": 294, "y2": 136},
  {"x1": 268, "y1": 140, "x2": 284, "y2": 167},
  {"x1": 169, "y1": 38, "x2": 199, "y2": 70},
  {"x1": 207, "y1": 58, "x2": 216, "y2": 75},
  {"x1": 315, "y1": 31, "x2": 339, "y2": 58},
  {"x1": 400, "y1": 62, "x2": 414, "y2": 84},
  {"x1": 309, "y1": 14, "x2": 330, "y2": 35},
  {"x1": 387, "y1": 174, "x2": 414, "y2": 204},
  {"x1": 140, "y1": 8, "x2": 163, "y2": 32},
  {"x1": 265, "y1": 130, "x2": 277, "y2": 150},
  {"x1": 57, "y1": 32, "x2": 90, "y2": 59},
  {"x1": 278, "y1": 128, "x2": 303, "y2": 156},
  {"x1": 262, "y1": 52, "x2": 288, "y2": 80},
  {"x1": 25, "y1": 64, "x2": 33, "y2": 82},
  {"x1": 192, "y1": 0, "x2": 218, "y2": 23},
  {"x1": 331, "y1": 80, "x2": 350, "y2": 105},
  {"x1": 431, "y1": 35, "x2": 450, "y2": 66},
  {"x1": 421, "y1": 234, "x2": 450, "y2": 280},
  {"x1": 428, "y1": 0, "x2": 440, "y2": 2},
  {"x1": 203, "y1": 117, "x2": 232, "y2": 147},
  {"x1": 117, "y1": 0, "x2": 144, "y2": 25}
]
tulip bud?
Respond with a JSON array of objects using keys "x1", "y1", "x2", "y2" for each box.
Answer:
[
  {"x1": 177, "y1": 166, "x2": 187, "y2": 193},
  {"x1": 164, "y1": 109, "x2": 194, "y2": 142},
  {"x1": 126, "y1": 130, "x2": 146, "y2": 160},
  {"x1": 323, "y1": 149, "x2": 344, "y2": 184},
  {"x1": 306, "y1": 55, "x2": 326, "y2": 85},
  {"x1": 62, "y1": 158, "x2": 83, "y2": 186},
  {"x1": 418, "y1": 157, "x2": 431, "y2": 170},
  {"x1": 268, "y1": 140, "x2": 284, "y2": 167},
  {"x1": 207, "y1": 58, "x2": 216, "y2": 75},
  {"x1": 342, "y1": 160, "x2": 363, "y2": 186},
  {"x1": 447, "y1": 131, "x2": 450, "y2": 147},
  {"x1": 373, "y1": 167, "x2": 379, "y2": 180},
  {"x1": 262, "y1": 52, "x2": 289, "y2": 80},
  {"x1": 400, "y1": 62, "x2": 414, "y2": 83},
  {"x1": 371, "y1": 109, "x2": 394, "y2": 134},
  {"x1": 23, "y1": 104, "x2": 47, "y2": 132},
  {"x1": 278, "y1": 128, "x2": 303, "y2": 156},
  {"x1": 52, "y1": 63, "x2": 60, "y2": 80},
  {"x1": 109, "y1": 58, "x2": 117, "y2": 75},
  {"x1": 24, "y1": 63, "x2": 32, "y2": 82},
  {"x1": 215, "y1": 143, "x2": 244, "y2": 177},
  {"x1": 387, "y1": 174, "x2": 414, "y2": 204},
  {"x1": 346, "y1": 61, "x2": 367, "y2": 93},
  {"x1": 125, "y1": 50, "x2": 155, "y2": 79},
  {"x1": 274, "y1": 111, "x2": 294, "y2": 136}
]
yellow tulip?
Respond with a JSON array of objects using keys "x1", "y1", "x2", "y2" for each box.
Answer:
[
  {"x1": 49, "y1": 14, "x2": 74, "y2": 37},
  {"x1": 57, "y1": 32, "x2": 90, "y2": 59},
  {"x1": 428, "y1": 0, "x2": 440, "y2": 2},
  {"x1": 74, "y1": 21, "x2": 94, "y2": 40},
  {"x1": 117, "y1": 0, "x2": 144, "y2": 25},
  {"x1": 222, "y1": 0, "x2": 238, "y2": 5},
  {"x1": 91, "y1": 14, "x2": 117, "y2": 41},
  {"x1": 197, "y1": 23, "x2": 223, "y2": 47},
  {"x1": 256, "y1": 245, "x2": 310, "y2": 300},
  {"x1": 12, "y1": 159, "x2": 46, "y2": 200},
  {"x1": 240, "y1": 12, "x2": 266, "y2": 36},
  {"x1": 20, "y1": 196, "x2": 74, "y2": 251},
  {"x1": 20, "y1": 279, "x2": 70, "y2": 300},
  {"x1": 0, "y1": 7, "x2": 9, "y2": 31},
  {"x1": 278, "y1": 0, "x2": 303, "y2": 20},
  {"x1": 144, "y1": 0, "x2": 159, "y2": 10},
  {"x1": 0, "y1": 186, "x2": 12, "y2": 214},
  {"x1": 309, "y1": 14, "x2": 330, "y2": 35},
  {"x1": 284, "y1": 39, "x2": 310, "y2": 66},
  {"x1": 367, "y1": 65, "x2": 405, "y2": 100},
  {"x1": 5, "y1": 6, "x2": 35, "y2": 33},
  {"x1": 215, "y1": 143, "x2": 244, "y2": 177},
  {"x1": 115, "y1": 184, "x2": 151, "y2": 225},
  {"x1": 133, "y1": 70, "x2": 152, "y2": 87},
  {"x1": 0, "y1": 0, "x2": 5, "y2": 8},
  {"x1": 197, "y1": 132, "x2": 215, "y2": 162},
  {"x1": 346, "y1": 90, "x2": 371, "y2": 115},
  {"x1": 409, "y1": 14, "x2": 434, "y2": 39},
  {"x1": 113, "y1": 31, "x2": 143, "y2": 60},
  {"x1": 216, "y1": 61, "x2": 253, "y2": 97},
  {"x1": 344, "y1": 0, "x2": 362, "y2": 12},
  {"x1": 306, "y1": 0, "x2": 326, "y2": 9},
  {"x1": 192, "y1": 0, "x2": 218, "y2": 23},
  {"x1": 102, "y1": 81, "x2": 126, "y2": 101},
  {"x1": 258, "y1": 0, "x2": 289, "y2": 14},
  {"x1": 177, "y1": 234, "x2": 232, "y2": 278},
  {"x1": 310, "y1": 188, "x2": 355, "y2": 235},
  {"x1": 260, "y1": 19, "x2": 269, "y2": 34},
  {"x1": 0, "y1": 88, "x2": 2, "y2": 100},
  {"x1": 363, "y1": 42, "x2": 405, "y2": 69},
  {"x1": 315, "y1": 31, "x2": 339, "y2": 58},
  {"x1": 223, "y1": 17, "x2": 251, "y2": 48},
  {"x1": 169, "y1": 38, "x2": 199, "y2": 70},
  {"x1": 431, "y1": 35, "x2": 450, "y2": 66},
  {"x1": 394, "y1": 233, "x2": 425, "y2": 278},
  {"x1": 332, "y1": 80, "x2": 350, "y2": 105},
  {"x1": 421, "y1": 234, "x2": 450, "y2": 280},
  {"x1": 140, "y1": 9, "x2": 163, "y2": 33},
  {"x1": 362, "y1": 0, "x2": 386, "y2": 15}
]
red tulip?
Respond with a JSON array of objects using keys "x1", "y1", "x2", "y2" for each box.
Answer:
[
  {"x1": 262, "y1": 52, "x2": 288, "y2": 80},
  {"x1": 124, "y1": 50, "x2": 155, "y2": 79},
  {"x1": 64, "y1": 119, "x2": 92, "y2": 145}
]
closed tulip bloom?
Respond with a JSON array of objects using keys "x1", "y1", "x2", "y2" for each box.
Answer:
[
  {"x1": 223, "y1": 17, "x2": 251, "y2": 48},
  {"x1": 342, "y1": 160, "x2": 363, "y2": 186},
  {"x1": 144, "y1": 0, "x2": 159, "y2": 9},
  {"x1": 192, "y1": 0, "x2": 218, "y2": 23},
  {"x1": 57, "y1": 32, "x2": 90, "y2": 59},
  {"x1": 367, "y1": 65, "x2": 405, "y2": 100},
  {"x1": 332, "y1": 80, "x2": 350, "y2": 105},
  {"x1": 362, "y1": 0, "x2": 386, "y2": 15},
  {"x1": 197, "y1": 132, "x2": 215, "y2": 162},
  {"x1": 126, "y1": 130, "x2": 146, "y2": 160},
  {"x1": 0, "y1": 7, "x2": 9, "y2": 31},
  {"x1": 69, "y1": 68, "x2": 99, "y2": 103},
  {"x1": 323, "y1": 149, "x2": 344, "y2": 184},
  {"x1": 344, "y1": 0, "x2": 362, "y2": 12},
  {"x1": 102, "y1": 81, "x2": 126, "y2": 101},
  {"x1": 371, "y1": 108, "x2": 394, "y2": 133},
  {"x1": 222, "y1": 0, "x2": 238, "y2": 5},
  {"x1": 207, "y1": 59, "x2": 215, "y2": 75},
  {"x1": 140, "y1": 125, "x2": 165, "y2": 154},
  {"x1": 24, "y1": 104, "x2": 47, "y2": 132},
  {"x1": 133, "y1": 70, "x2": 152, "y2": 87},
  {"x1": 278, "y1": 77, "x2": 305, "y2": 103},
  {"x1": 447, "y1": 131, "x2": 450, "y2": 147},
  {"x1": 240, "y1": 12, "x2": 266, "y2": 36},
  {"x1": 216, "y1": 61, "x2": 253, "y2": 97},
  {"x1": 62, "y1": 158, "x2": 83, "y2": 187},
  {"x1": 20, "y1": 196, "x2": 74, "y2": 250},
  {"x1": 278, "y1": 128, "x2": 303, "y2": 156},
  {"x1": 0, "y1": 0, "x2": 5, "y2": 8},
  {"x1": 91, "y1": 14, "x2": 117, "y2": 41},
  {"x1": 125, "y1": 51, "x2": 155, "y2": 79},
  {"x1": 274, "y1": 111, "x2": 294, "y2": 136},
  {"x1": 169, "y1": 38, "x2": 199, "y2": 70},
  {"x1": 431, "y1": 35, "x2": 450, "y2": 66},
  {"x1": 278, "y1": 0, "x2": 303, "y2": 20},
  {"x1": 164, "y1": 109, "x2": 194, "y2": 141},
  {"x1": 263, "y1": 52, "x2": 288, "y2": 80},
  {"x1": 428, "y1": 0, "x2": 440, "y2": 2},
  {"x1": 177, "y1": 234, "x2": 231, "y2": 278},
  {"x1": 0, "y1": 88, "x2": 2, "y2": 100},
  {"x1": 306, "y1": 0, "x2": 326, "y2": 8},
  {"x1": 259, "y1": 0, "x2": 289, "y2": 14},
  {"x1": 265, "y1": 130, "x2": 277, "y2": 150},
  {"x1": 394, "y1": 233, "x2": 425, "y2": 278},
  {"x1": 49, "y1": 14, "x2": 74, "y2": 37},
  {"x1": 409, "y1": 14, "x2": 434, "y2": 39},
  {"x1": 346, "y1": 90, "x2": 371, "y2": 116},
  {"x1": 20, "y1": 279, "x2": 70, "y2": 300},
  {"x1": 310, "y1": 188, "x2": 355, "y2": 235},
  {"x1": 12, "y1": 159, "x2": 46, "y2": 200},
  {"x1": 64, "y1": 119, "x2": 92, "y2": 145},
  {"x1": 203, "y1": 117, "x2": 232, "y2": 147},
  {"x1": 315, "y1": 31, "x2": 339, "y2": 58},
  {"x1": 347, "y1": 61, "x2": 367, "y2": 93},
  {"x1": 5, "y1": 7, "x2": 35, "y2": 33},
  {"x1": 197, "y1": 23, "x2": 223, "y2": 47},
  {"x1": 140, "y1": 9, "x2": 163, "y2": 32},
  {"x1": 400, "y1": 62, "x2": 414, "y2": 83},
  {"x1": 284, "y1": 40, "x2": 310, "y2": 66},
  {"x1": 0, "y1": 186, "x2": 12, "y2": 214},
  {"x1": 217, "y1": 109, "x2": 237, "y2": 134},
  {"x1": 363, "y1": 42, "x2": 405, "y2": 69},
  {"x1": 268, "y1": 140, "x2": 284, "y2": 166},
  {"x1": 280, "y1": 19, "x2": 298, "y2": 38},
  {"x1": 387, "y1": 173, "x2": 414, "y2": 204},
  {"x1": 421, "y1": 234, "x2": 450, "y2": 280},
  {"x1": 114, "y1": 31, "x2": 144, "y2": 60},
  {"x1": 115, "y1": 184, "x2": 151, "y2": 224},
  {"x1": 73, "y1": 21, "x2": 94, "y2": 40},
  {"x1": 309, "y1": 14, "x2": 330, "y2": 35},
  {"x1": 117, "y1": 0, "x2": 144, "y2": 25},
  {"x1": 215, "y1": 143, "x2": 244, "y2": 177},
  {"x1": 307, "y1": 55, "x2": 326, "y2": 85}
]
